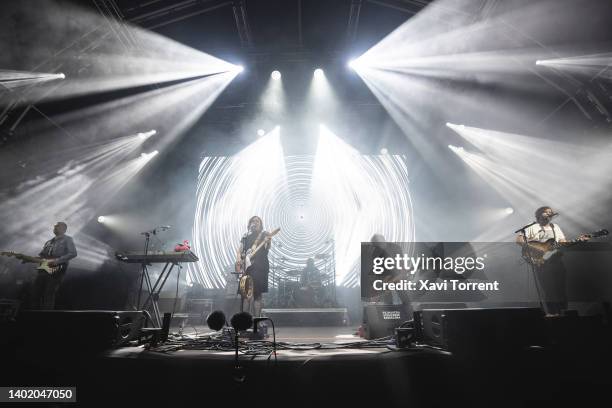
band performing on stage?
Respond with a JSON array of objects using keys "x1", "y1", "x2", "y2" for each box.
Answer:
[{"x1": 0, "y1": 207, "x2": 609, "y2": 318}]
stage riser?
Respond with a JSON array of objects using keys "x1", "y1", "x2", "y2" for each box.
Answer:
[{"x1": 262, "y1": 308, "x2": 348, "y2": 326}]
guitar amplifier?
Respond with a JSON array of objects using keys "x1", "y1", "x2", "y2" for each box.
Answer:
[
  {"x1": 413, "y1": 308, "x2": 545, "y2": 355},
  {"x1": 363, "y1": 304, "x2": 409, "y2": 339}
]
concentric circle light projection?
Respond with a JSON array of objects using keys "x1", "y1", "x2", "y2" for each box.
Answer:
[{"x1": 187, "y1": 126, "x2": 415, "y2": 289}]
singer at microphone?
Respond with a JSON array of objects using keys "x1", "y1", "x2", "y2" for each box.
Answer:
[
  {"x1": 515, "y1": 206, "x2": 568, "y2": 316},
  {"x1": 516, "y1": 206, "x2": 566, "y2": 244}
]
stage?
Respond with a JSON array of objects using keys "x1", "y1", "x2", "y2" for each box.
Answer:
[
  {"x1": 2, "y1": 0, "x2": 612, "y2": 406},
  {"x1": 2, "y1": 317, "x2": 612, "y2": 408}
]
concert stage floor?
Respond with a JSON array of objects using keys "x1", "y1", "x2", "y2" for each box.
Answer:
[
  {"x1": 182, "y1": 324, "x2": 361, "y2": 343},
  {"x1": 3, "y1": 318, "x2": 612, "y2": 408}
]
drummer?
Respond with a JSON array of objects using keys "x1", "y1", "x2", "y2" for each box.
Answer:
[{"x1": 300, "y1": 258, "x2": 321, "y2": 287}]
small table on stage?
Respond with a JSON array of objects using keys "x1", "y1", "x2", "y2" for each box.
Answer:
[{"x1": 116, "y1": 250, "x2": 199, "y2": 327}]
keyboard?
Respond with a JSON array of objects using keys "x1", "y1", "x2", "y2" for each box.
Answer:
[{"x1": 115, "y1": 250, "x2": 199, "y2": 264}]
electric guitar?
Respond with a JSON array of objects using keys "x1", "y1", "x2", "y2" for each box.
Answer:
[
  {"x1": 0, "y1": 251, "x2": 63, "y2": 274},
  {"x1": 236, "y1": 228, "x2": 280, "y2": 300},
  {"x1": 522, "y1": 229, "x2": 609, "y2": 266}
]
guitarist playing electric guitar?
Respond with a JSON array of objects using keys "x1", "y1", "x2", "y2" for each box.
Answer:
[
  {"x1": 1, "y1": 222, "x2": 77, "y2": 310},
  {"x1": 516, "y1": 207, "x2": 595, "y2": 316},
  {"x1": 235, "y1": 216, "x2": 279, "y2": 317}
]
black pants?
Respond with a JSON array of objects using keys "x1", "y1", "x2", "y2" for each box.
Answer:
[
  {"x1": 30, "y1": 270, "x2": 65, "y2": 310},
  {"x1": 535, "y1": 259, "x2": 567, "y2": 315}
]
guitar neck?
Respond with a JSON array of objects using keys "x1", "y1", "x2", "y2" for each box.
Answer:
[
  {"x1": 249, "y1": 228, "x2": 281, "y2": 258},
  {"x1": 22, "y1": 255, "x2": 44, "y2": 263},
  {"x1": 1, "y1": 252, "x2": 43, "y2": 263}
]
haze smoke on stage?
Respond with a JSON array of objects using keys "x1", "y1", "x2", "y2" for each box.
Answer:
[{"x1": 187, "y1": 126, "x2": 415, "y2": 289}]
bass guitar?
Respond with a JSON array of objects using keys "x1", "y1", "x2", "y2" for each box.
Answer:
[
  {"x1": 522, "y1": 229, "x2": 608, "y2": 266},
  {"x1": 0, "y1": 251, "x2": 63, "y2": 274}
]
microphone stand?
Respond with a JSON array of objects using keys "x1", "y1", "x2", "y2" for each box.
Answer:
[
  {"x1": 137, "y1": 229, "x2": 156, "y2": 311},
  {"x1": 515, "y1": 223, "x2": 547, "y2": 314},
  {"x1": 240, "y1": 231, "x2": 248, "y2": 313}
]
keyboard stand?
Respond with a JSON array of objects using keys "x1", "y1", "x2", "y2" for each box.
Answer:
[{"x1": 138, "y1": 261, "x2": 182, "y2": 327}]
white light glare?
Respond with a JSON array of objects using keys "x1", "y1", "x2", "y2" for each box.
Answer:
[
  {"x1": 138, "y1": 129, "x2": 157, "y2": 140},
  {"x1": 257, "y1": 129, "x2": 265, "y2": 136},
  {"x1": 535, "y1": 60, "x2": 542, "y2": 65},
  {"x1": 271, "y1": 70, "x2": 281, "y2": 80},
  {"x1": 97, "y1": 216, "x2": 106, "y2": 224},
  {"x1": 140, "y1": 150, "x2": 159, "y2": 160},
  {"x1": 314, "y1": 68, "x2": 324, "y2": 78},
  {"x1": 235, "y1": 65, "x2": 244, "y2": 73},
  {"x1": 448, "y1": 144, "x2": 464, "y2": 152},
  {"x1": 380, "y1": 148, "x2": 388, "y2": 155},
  {"x1": 504, "y1": 207, "x2": 514, "y2": 215},
  {"x1": 446, "y1": 122, "x2": 465, "y2": 129},
  {"x1": 58, "y1": 73, "x2": 66, "y2": 79},
  {"x1": 348, "y1": 59, "x2": 357, "y2": 69}
]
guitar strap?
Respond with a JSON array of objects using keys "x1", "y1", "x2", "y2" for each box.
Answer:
[
  {"x1": 249, "y1": 231, "x2": 266, "y2": 253},
  {"x1": 550, "y1": 223, "x2": 557, "y2": 242}
]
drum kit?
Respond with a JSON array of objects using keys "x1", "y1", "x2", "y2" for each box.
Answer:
[{"x1": 272, "y1": 252, "x2": 335, "y2": 308}]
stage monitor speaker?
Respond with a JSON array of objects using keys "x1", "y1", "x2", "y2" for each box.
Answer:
[
  {"x1": 363, "y1": 304, "x2": 409, "y2": 339},
  {"x1": 16, "y1": 310, "x2": 146, "y2": 350},
  {"x1": 413, "y1": 307, "x2": 545, "y2": 355}
]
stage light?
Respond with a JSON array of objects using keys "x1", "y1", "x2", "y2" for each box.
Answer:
[
  {"x1": 257, "y1": 129, "x2": 265, "y2": 136},
  {"x1": 348, "y1": 59, "x2": 357, "y2": 69},
  {"x1": 271, "y1": 70, "x2": 281, "y2": 80},
  {"x1": 380, "y1": 148, "x2": 388, "y2": 155},
  {"x1": 448, "y1": 124, "x2": 612, "y2": 228},
  {"x1": 97, "y1": 216, "x2": 106, "y2": 224},
  {"x1": 58, "y1": 73, "x2": 66, "y2": 79},
  {"x1": 314, "y1": 68, "x2": 324, "y2": 78},
  {"x1": 140, "y1": 150, "x2": 159, "y2": 160},
  {"x1": 235, "y1": 65, "x2": 244, "y2": 73},
  {"x1": 504, "y1": 207, "x2": 514, "y2": 215},
  {"x1": 138, "y1": 129, "x2": 157, "y2": 140},
  {"x1": 535, "y1": 60, "x2": 542, "y2": 65},
  {"x1": 187, "y1": 125, "x2": 415, "y2": 289}
]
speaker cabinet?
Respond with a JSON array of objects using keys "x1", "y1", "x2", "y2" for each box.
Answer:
[
  {"x1": 16, "y1": 310, "x2": 146, "y2": 349},
  {"x1": 414, "y1": 307, "x2": 545, "y2": 355},
  {"x1": 363, "y1": 304, "x2": 408, "y2": 339}
]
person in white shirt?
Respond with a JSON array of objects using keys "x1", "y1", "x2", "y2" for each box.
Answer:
[
  {"x1": 516, "y1": 206, "x2": 591, "y2": 316},
  {"x1": 517, "y1": 207, "x2": 566, "y2": 244}
]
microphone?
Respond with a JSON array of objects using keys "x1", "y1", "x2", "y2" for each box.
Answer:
[
  {"x1": 206, "y1": 310, "x2": 227, "y2": 331},
  {"x1": 550, "y1": 212, "x2": 559, "y2": 218},
  {"x1": 159, "y1": 225, "x2": 172, "y2": 230},
  {"x1": 230, "y1": 311, "x2": 253, "y2": 332}
]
